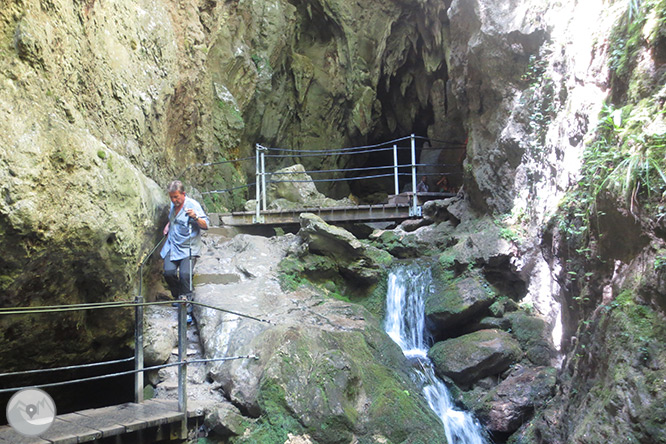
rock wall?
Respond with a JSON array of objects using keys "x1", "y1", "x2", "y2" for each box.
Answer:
[
  {"x1": 0, "y1": 0, "x2": 472, "y2": 368},
  {"x1": 2, "y1": 0, "x2": 666, "y2": 442}
]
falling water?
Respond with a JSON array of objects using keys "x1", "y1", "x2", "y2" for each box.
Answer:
[{"x1": 384, "y1": 264, "x2": 489, "y2": 444}]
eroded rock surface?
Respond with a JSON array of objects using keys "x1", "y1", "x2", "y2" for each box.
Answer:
[{"x1": 178, "y1": 231, "x2": 445, "y2": 442}]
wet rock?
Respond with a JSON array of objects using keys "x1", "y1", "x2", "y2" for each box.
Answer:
[
  {"x1": 370, "y1": 230, "x2": 421, "y2": 258},
  {"x1": 425, "y1": 272, "x2": 498, "y2": 332},
  {"x1": 428, "y1": 329, "x2": 523, "y2": 387},
  {"x1": 488, "y1": 297, "x2": 521, "y2": 317},
  {"x1": 479, "y1": 366, "x2": 557, "y2": 434},
  {"x1": 399, "y1": 217, "x2": 433, "y2": 233},
  {"x1": 463, "y1": 316, "x2": 513, "y2": 334},
  {"x1": 449, "y1": 220, "x2": 515, "y2": 268}
]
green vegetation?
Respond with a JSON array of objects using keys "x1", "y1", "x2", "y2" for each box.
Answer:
[
  {"x1": 231, "y1": 380, "x2": 304, "y2": 443},
  {"x1": 493, "y1": 214, "x2": 523, "y2": 244},
  {"x1": 608, "y1": 0, "x2": 654, "y2": 89},
  {"x1": 584, "y1": 104, "x2": 666, "y2": 212}
]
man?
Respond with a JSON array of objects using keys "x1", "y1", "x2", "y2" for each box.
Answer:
[
  {"x1": 160, "y1": 180, "x2": 209, "y2": 307},
  {"x1": 416, "y1": 176, "x2": 429, "y2": 193}
]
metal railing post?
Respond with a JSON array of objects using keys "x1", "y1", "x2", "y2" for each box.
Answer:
[
  {"x1": 260, "y1": 149, "x2": 267, "y2": 212},
  {"x1": 255, "y1": 144, "x2": 261, "y2": 223},
  {"x1": 393, "y1": 144, "x2": 399, "y2": 196},
  {"x1": 410, "y1": 134, "x2": 419, "y2": 216},
  {"x1": 134, "y1": 264, "x2": 144, "y2": 403},
  {"x1": 177, "y1": 297, "x2": 187, "y2": 415}
]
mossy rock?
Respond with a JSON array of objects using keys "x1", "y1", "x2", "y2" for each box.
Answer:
[
  {"x1": 505, "y1": 311, "x2": 556, "y2": 366},
  {"x1": 428, "y1": 329, "x2": 523, "y2": 387},
  {"x1": 372, "y1": 231, "x2": 421, "y2": 258},
  {"x1": 425, "y1": 271, "x2": 499, "y2": 332},
  {"x1": 229, "y1": 324, "x2": 446, "y2": 444}
]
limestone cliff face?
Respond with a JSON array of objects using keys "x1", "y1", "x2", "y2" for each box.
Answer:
[
  {"x1": 2, "y1": 0, "x2": 666, "y2": 442},
  {"x1": 0, "y1": 0, "x2": 464, "y2": 369}
]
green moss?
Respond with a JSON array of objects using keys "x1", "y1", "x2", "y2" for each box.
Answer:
[
  {"x1": 364, "y1": 245, "x2": 394, "y2": 266},
  {"x1": 562, "y1": 289, "x2": 666, "y2": 443},
  {"x1": 231, "y1": 380, "x2": 304, "y2": 444}
]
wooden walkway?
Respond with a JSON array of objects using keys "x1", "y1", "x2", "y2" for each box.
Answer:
[
  {"x1": 214, "y1": 192, "x2": 455, "y2": 227},
  {"x1": 0, "y1": 399, "x2": 202, "y2": 444}
]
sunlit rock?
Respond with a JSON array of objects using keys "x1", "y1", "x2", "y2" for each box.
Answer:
[{"x1": 428, "y1": 329, "x2": 523, "y2": 387}]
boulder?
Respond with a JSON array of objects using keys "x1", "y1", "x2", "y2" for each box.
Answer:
[
  {"x1": 463, "y1": 316, "x2": 513, "y2": 334},
  {"x1": 425, "y1": 272, "x2": 498, "y2": 331},
  {"x1": 370, "y1": 230, "x2": 421, "y2": 258},
  {"x1": 422, "y1": 198, "x2": 461, "y2": 224},
  {"x1": 204, "y1": 402, "x2": 247, "y2": 437},
  {"x1": 505, "y1": 312, "x2": 557, "y2": 366},
  {"x1": 428, "y1": 329, "x2": 523, "y2": 387},
  {"x1": 449, "y1": 220, "x2": 515, "y2": 268},
  {"x1": 399, "y1": 217, "x2": 434, "y2": 232},
  {"x1": 298, "y1": 213, "x2": 392, "y2": 285},
  {"x1": 479, "y1": 366, "x2": 557, "y2": 433},
  {"x1": 193, "y1": 232, "x2": 445, "y2": 443},
  {"x1": 371, "y1": 221, "x2": 456, "y2": 258},
  {"x1": 267, "y1": 164, "x2": 354, "y2": 209},
  {"x1": 488, "y1": 297, "x2": 521, "y2": 317},
  {"x1": 143, "y1": 306, "x2": 178, "y2": 367}
]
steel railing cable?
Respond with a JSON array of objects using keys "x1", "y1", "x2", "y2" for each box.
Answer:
[
  {"x1": 265, "y1": 170, "x2": 463, "y2": 185},
  {"x1": 177, "y1": 156, "x2": 256, "y2": 179},
  {"x1": 137, "y1": 235, "x2": 166, "y2": 270},
  {"x1": 0, "y1": 300, "x2": 274, "y2": 325},
  {"x1": 0, "y1": 355, "x2": 257, "y2": 394},
  {"x1": 414, "y1": 135, "x2": 468, "y2": 146},
  {"x1": 266, "y1": 173, "x2": 397, "y2": 184},
  {"x1": 190, "y1": 300, "x2": 274, "y2": 325},
  {"x1": 0, "y1": 300, "x2": 273, "y2": 326},
  {"x1": 257, "y1": 135, "x2": 412, "y2": 154},
  {"x1": 201, "y1": 183, "x2": 255, "y2": 195},
  {"x1": 0, "y1": 357, "x2": 135, "y2": 378},
  {"x1": 267, "y1": 163, "x2": 464, "y2": 176},
  {"x1": 263, "y1": 146, "x2": 395, "y2": 158},
  {"x1": 267, "y1": 164, "x2": 397, "y2": 175}
]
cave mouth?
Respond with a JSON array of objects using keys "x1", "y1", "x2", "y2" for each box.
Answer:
[
  {"x1": 344, "y1": 23, "x2": 467, "y2": 203},
  {"x1": 346, "y1": 131, "x2": 467, "y2": 204}
]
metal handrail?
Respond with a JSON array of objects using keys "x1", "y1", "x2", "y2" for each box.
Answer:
[{"x1": 2, "y1": 232, "x2": 268, "y2": 416}]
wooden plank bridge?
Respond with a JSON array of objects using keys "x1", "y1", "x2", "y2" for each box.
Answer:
[
  {"x1": 0, "y1": 399, "x2": 203, "y2": 444},
  {"x1": 214, "y1": 192, "x2": 454, "y2": 227}
]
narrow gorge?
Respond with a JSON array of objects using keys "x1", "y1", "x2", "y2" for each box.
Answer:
[{"x1": 1, "y1": 0, "x2": 665, "y2": 443}]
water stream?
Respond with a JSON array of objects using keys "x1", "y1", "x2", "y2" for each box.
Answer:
[{"x1": 384, "y1": 264, "x2": 489, "y2": 444}]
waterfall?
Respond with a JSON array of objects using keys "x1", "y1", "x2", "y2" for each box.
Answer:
[{"x1": 384, "y1": 264, "x2": 489, "y2": 444}]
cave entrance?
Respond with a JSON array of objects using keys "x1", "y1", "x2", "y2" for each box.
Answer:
[{"x1": 344, "y1": 25, "x2": 467, "y2": 203}]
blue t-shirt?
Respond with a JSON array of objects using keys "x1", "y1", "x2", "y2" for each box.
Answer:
[{"x1": 160, "y1": 196, "x2": 209, "y2": 261}]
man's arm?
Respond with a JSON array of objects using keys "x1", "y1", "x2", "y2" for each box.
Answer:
[{"x1": 185, "y1": 208, "x2": 209, "y2": 230}]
